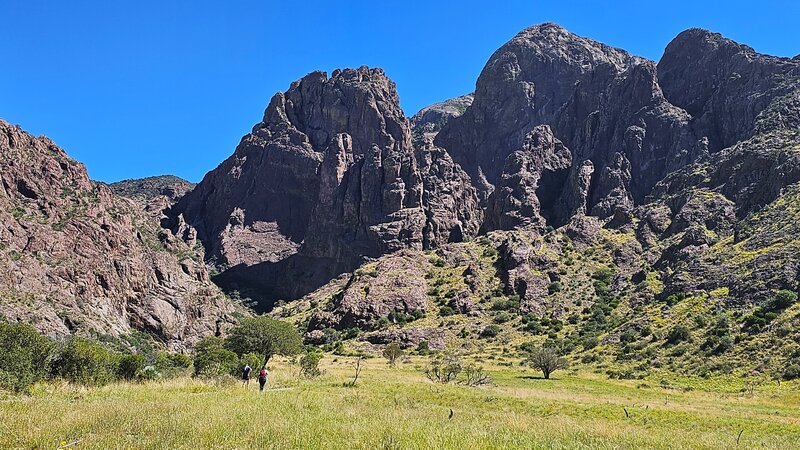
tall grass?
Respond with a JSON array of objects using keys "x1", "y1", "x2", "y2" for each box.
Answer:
[{"x1": 1, "y1": 357, "x2": 798, "y2": 449}]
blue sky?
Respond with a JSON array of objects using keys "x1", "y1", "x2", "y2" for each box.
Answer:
[{"x1": 1, "y1": 1, "x2": 798, "y2": 183}]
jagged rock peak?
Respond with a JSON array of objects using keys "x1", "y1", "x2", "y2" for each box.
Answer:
[{"x1": 258, "y1": 65, "x2": 410, "y2": 156}]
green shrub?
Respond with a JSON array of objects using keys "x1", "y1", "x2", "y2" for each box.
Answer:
[
  {"x1": 439, "y1": 306, "x2": 455, "y2": 316},
  {"x1": 299, "y1": 351, "x2": 323, "y2": 378},
  {"x1": 155, "y1": 352, "x2": 192, "y2": 376},
  {"x1": 117, "y1": 354, "x2": 146, "y2": 380},
  {"x1": 783, "y1": 364, "x2": 800, "y2": 381},
  {"x1": 52, "y1": 337, "x2": 117, "y2": 386},
  {"x1": 548, "y1": 282, "x2": 563, "y2": 295},
  {"x1": 766, "y1": 290, "x2": 798, "y2": 311},
  {"x1": 0, "y1": 322, "x2": 54, "y2": 393},
  {"x1": 480, "y1": 325, "x2": 501, "y2": 338},
  {"x1": 193, "y1": 336, "x2": 238, "y2": 377},
  {"x1": 137, "y1": 365, "x2": 161, "y2": 381},
  {"x1": 665, "y1": 326, "x2": 691, "y2": 345}
]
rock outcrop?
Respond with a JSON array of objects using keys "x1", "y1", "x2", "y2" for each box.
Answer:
[{"x1": 0, "y1": 120, "x2": 235, "y2": 350}]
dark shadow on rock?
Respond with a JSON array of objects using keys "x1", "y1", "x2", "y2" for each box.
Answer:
[{"x1": 211, "y1": 254, "x2": 350, "y2": 313}]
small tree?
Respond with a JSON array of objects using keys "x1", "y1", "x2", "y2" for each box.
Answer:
[
  {"x1": 224, "y1": 316, "x2": 302, "y2": 365},
  {"x1": 423, "y1": 351, "x2": 463, "y2": 383},
  {"x1": 0, "y1": 322, "x2": 54, "y2": 393},
  {"x1": 527, "y1": 346, "x2": 568, "y2": 379},
  {"x1": 382, "y1": 342, "x2": 404, "y2": 367},
  {"x1": 299, "y1": 351, "x2": 323, "y2": 378}
]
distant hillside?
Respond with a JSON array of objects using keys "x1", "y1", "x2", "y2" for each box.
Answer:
[{"x1": 108, "y1": 175, "x2": 195, "y2": 202}]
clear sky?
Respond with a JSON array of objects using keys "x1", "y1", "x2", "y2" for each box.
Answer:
[{"x1": 1, "y1": 0, "x2": 798, "y2": 183}]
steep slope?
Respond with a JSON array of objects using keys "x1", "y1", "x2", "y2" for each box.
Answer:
[{"x1": 0, "y1": 120, "x2": 236, "y2": 350}]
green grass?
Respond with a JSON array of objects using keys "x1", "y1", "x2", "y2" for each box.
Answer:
[{"x1": 1, "y1": 357, "x2": 798, "y2": 449}]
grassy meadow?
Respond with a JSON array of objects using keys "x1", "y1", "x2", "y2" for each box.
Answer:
[{"x1": 1, "y1": 357, "x2": 799, "y2": 449}]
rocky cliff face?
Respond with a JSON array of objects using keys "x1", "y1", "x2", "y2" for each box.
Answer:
[
  {"x1": 172, "y1": 67, "x2": 480, "y2": 305},
  {"x1": 0, "y1": 120, "x2": 235, "y2": 350},
  {"x1": 172, "y1": 23, "x2": 800, "y2": 320},
  {"x1": 436, "y1": 23, "x2": 702, "y2": 218}
]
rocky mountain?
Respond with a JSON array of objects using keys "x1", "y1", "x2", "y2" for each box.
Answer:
[
  {"x1": 0, "y1": 120, "x2": 236, "y2": 350},
  {"x1": 170, "y1": 67, "x2": 481, "y2": 305},
  {"x1": 4, "y1": 22, "x2": 799, "y2": 373},
  {"x1": 171, "y1": 23, "x2": 799, "y2": 376}
]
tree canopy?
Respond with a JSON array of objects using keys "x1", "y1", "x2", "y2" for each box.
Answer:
[{"x1": 223, "y1": 316, "x2": 302, "y2": 364}]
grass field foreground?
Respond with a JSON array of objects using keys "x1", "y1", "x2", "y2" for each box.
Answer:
[{"x1": 1, "y1": 357, "x2": 799, "y2": 449}]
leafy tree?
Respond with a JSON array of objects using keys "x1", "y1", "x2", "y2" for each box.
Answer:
[
  {"x1": 0, "y1": 322, "x2": 54, "y2": 393},
  {"x1": 237, "y1": 352, "x2": 264, "y2": 374},
  {"x1": 223, "y1": 316, "x2": 302, "y2": 365},
  {"x1": 526, "y1": 346, "x2": 568, "y2": 379},
  {"x1": 193, "y1": 336, "x2": 238, "y2": 377},
  {"x1": 51, "y1": 337, "x2": 117, "y2": 386},
  {"x1": 382, "y1": 342, "x2": 404, "y2": 367}
]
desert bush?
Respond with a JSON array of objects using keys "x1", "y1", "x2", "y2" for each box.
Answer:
[
  {"x1": 783, "y1": 364, "x2": 800, "y2": 381},
  {"x1": 461, "y1": 364, "x2": 493, "y2": 386},
  {"x1": 51, "y1": 337, "x2": 117, "y2": 386},
  {"x1": 480, "y1": 324, "x2": 501, "y2": 338},
  {"x1": 665, "y1": 325, "x2": 691, "y2": 345},
  {"x1": 766, "y1": 290, "x2": 798, "y2": 311},
  {"x1": 0, "y1": 321, "x2": 54, "y2": 393},
  {"x1": 423, "y1": 351, "x2": 463, "y2": 383},
  {"x1": 439, "y1": 306, "x2": 455, "y2": 316},
  {"x1": 491, "y1": 296, "x2": 520, "y2": 311}
]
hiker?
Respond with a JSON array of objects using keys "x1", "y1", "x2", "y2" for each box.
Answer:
[
  {"x1": 257, "y1": 365, "x2": 269, "y2": 392},
  {"x1": 242, "y1": 363, "x2": 252, "y2": 386}
]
